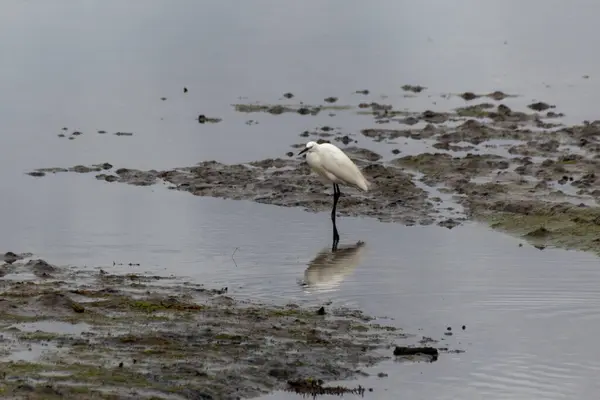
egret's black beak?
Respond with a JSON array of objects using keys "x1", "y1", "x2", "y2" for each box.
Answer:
[{"x1": 298, "y1": 147, "x2": 309, "y2": 156}]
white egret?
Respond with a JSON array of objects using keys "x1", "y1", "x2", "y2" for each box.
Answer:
[{"x1": 298, "y1": 141, "x2": 370, "y2": 251}]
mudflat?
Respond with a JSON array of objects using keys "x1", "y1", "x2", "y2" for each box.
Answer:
[{"x1": 31, "y1": 90, "x2": 600, "y2": 254}]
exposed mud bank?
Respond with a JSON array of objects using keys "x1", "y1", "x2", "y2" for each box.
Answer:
[
  {"x1": 28, "y1": 157, "x2": 443, "y2": 226},
  {"x1": 0, "y1": 253, "x2": 459, "y2": 399},
  {"x1": 32, "y1": 90, "x2": 600, "y2": 254}
]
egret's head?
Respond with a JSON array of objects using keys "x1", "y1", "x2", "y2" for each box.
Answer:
[{"x1": 298, "y1": 141, "x2": 317, "y2": 156}]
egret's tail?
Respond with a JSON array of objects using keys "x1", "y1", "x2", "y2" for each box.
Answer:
[{"x1": 357, "y1": 175, "x2": 371, "y2": 192}]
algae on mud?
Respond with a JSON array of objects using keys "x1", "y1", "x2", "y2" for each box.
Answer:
[
  {"x1": 469, "y1": 201, "x2": 600, "y2": 255},
  {"x1": 0, "y1": 255, "x2": 430, "y2": 399}
]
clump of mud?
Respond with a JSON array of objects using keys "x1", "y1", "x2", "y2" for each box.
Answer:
[
  {"x1": 0, "y1": 251, "x2": 31, "y2": 265},
  {"x1": 401, "y1": 84, "x2": 426, "y2": 93},
  {"x1": 233, "y1": 103, "x2": 351, "y2": 116},
  {"x1": 286, "y1": 379, "x2": 366, "y2": 397},
  {"x1": 393, "y1": 153, "x2": 510, "y2": 185},
  {"x1": 349, "y1": 97, "x2": 600, "y2": 254},
  {"x1": 0, "y1": 255, "x2": 448, "y2": 399},
  {"x1": 28, "y1": 154, "x2": 441, "y2": 226},
  {"x1": 30, "y1": 88, "x2": 600, "y2": 255},
  {"x1": 458, "y1": 91, "x2": 515, "y2": 101},
  {"x1": 197, "y1": 114, "x2": 222, "y2": 124}
]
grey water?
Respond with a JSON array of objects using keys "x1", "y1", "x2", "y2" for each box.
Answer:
[{"x1": 2, "y1": 0, "x2": 600, "y2": 398}]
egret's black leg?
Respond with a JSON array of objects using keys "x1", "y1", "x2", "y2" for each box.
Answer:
[{"x1": 331, "y1": 183, "x2": 341, "y2": 252}]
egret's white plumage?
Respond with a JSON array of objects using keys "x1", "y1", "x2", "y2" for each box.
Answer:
[
  {"x1": 302, "y1": 141, "x2": 370, "y2": 191},
  {"x1": 298, "y1": 141, "x2": 370, "y2": 251}
]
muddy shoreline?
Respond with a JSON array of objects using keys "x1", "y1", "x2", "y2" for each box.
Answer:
[
  {"x1": 0, "y1": 253, "x2": 462, "y2": 399},
  {"x1": 30, "y1": 92, "x2": 600, "y2": 254},
  {"x1": 17, "y1": 88, "x2": 600, "y2": 396}
]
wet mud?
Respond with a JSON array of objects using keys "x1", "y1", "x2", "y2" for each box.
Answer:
[
  {"x1": 57, "y1": 130, "x2": 134, "y2": 140},
  {"x1": 233, "y1": 103, "x2": 351, "y2": 116},
  {"x1": 33, "y1": 156, "x2": 437, "y2": 226},
  {"x1": 30, "y1": 91, "x2": 600, "y2": 254},
  {"x1": 0, "y1": 255, "x2": 430, "y2": 399}
]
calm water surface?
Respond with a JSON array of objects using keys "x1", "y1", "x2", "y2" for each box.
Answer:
[{"x1": 1, "y1": 0, "x2": 600, "y2": 399}]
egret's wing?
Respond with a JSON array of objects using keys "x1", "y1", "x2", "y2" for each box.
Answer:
[{"x1": 319, "y1": 145, "x2": 369, "y2": 190}]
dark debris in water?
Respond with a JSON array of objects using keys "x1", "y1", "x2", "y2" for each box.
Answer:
[
  {"x1": 459, "y1": 90, "x2": 515, "y2": 101},
  {"x1": 198, "y1": 114, "x2": 222, "y2": 124},
  {"x1": 528, "y1": 101, "x2": 554, "y2": 112},
  {"x1": 401, "y1": 84, "x2": 426, "y2": 93},
  {"x1": 393, "y1": 346, "x2": 439, "y2": 362},
  {"x1": 287, "y1": 379, "x2": 367, "y2": 397}
]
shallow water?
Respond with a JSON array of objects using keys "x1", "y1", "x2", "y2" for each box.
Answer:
[
  {"x1": 12, "y1": 321, "x2": 91, "y2": 336},
  {"x1": 2, "y1": 0, "x2": 600, "y2": 398}
]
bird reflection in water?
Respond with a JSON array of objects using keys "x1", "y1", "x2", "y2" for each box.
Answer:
[{"x1": 301, "y1": 241, "x2": 366, "y2": 293}]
